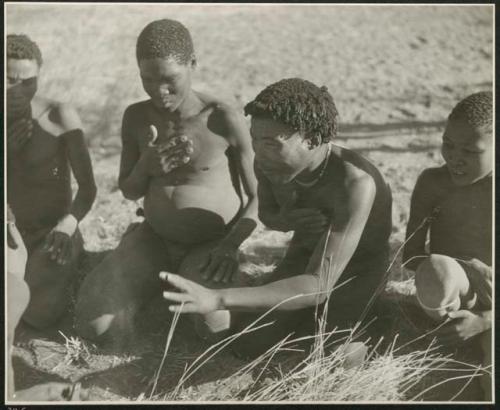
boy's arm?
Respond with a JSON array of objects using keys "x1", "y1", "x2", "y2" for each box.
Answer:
[
  {"x1": 42, "y1": 104, "x2": 96, "y2": 265},
  {"x1": 218, "y1": 107, "x2": 259, "y2": 247},
  {"x1": 60, "y1": 105, "x2": 97, "y2": 222},
  {"x1": 199, "y1": 107, "x2": 259, "y2": 283},
  {"x1": 163, "y1": 170, "x2": 378, "y2": 312},
  {"x1": 402, "y1": 170, "x2": 436, "y2": 271},
  {"x1": 118, "y1": 107, "x2": 151, "y2": 200}
]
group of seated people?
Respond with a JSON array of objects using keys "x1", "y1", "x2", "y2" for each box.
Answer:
[{"x1": 6, "y1": 18, "x2": 492, "y2": 401}]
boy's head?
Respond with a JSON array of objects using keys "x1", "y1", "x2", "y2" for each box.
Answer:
[
  {"x1": 244, "y1": 78, "x2": 339, "y2": 184},
  {"x1": 136, "y1": 19, "x2": 196, "y2": 112},
  {"x1": 442, "y1": 91, "x2": 493, "y2": 186},
  {"x1": 7, "y1": 34, "x2": 42, "y2": 119}
]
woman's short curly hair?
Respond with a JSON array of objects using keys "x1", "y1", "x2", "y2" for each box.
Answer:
[
  {"x1": 7, "y1": 34, "x2": 43, "y2": 66},
  {"x1": 136, "y1": 19, "x2": 195, "y2": 64},
  {"x1": 244, "y1": 78, "x2": 339, "y2": 144}
]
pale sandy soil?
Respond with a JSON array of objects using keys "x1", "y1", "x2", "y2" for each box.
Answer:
[{"x1": 6, "y1": 4, "x2": 493, "y2": 402}]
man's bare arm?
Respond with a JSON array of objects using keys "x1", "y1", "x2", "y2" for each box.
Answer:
[
  {"x1": 402, "y1": 170, "x2": 436, "y2": 271},
  {"x1": 163, "y1": 171, "x2": 378, "y2": 312},
  {"x1": 60, "y1": 105, "x2": 97, "y2": 221},
  {"x1": 218, "y1": 107, "x2": 259, "y2": 247},
  {"x1": 118, "y1": 107, "x2": 151, "y2": 200}
]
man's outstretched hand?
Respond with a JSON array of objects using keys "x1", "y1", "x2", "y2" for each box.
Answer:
[{"x1": 160, "y1": 272, "x2": 222, "y2": 314}]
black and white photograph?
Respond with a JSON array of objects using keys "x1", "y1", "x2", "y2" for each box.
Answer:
[{"x1": 4, "y1": 2, "x2": 494, "y2": 404}]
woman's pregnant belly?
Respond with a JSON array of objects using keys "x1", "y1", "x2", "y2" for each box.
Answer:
[{"x1": 144, "y1": 174, "x2": 242, "y2": 244}]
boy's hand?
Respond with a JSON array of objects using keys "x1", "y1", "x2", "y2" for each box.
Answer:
[
  {"x1": 143, "y1": 125, "x2": 194, "y2": 177},
  {"x1": 200, "y1": 244, "x2": 239, "y2": 283},
  {"x1": 7, "y1": 118, "x2": 33, "y2": 155},
  {"x1": 43, "y1": 214, "x2": 77, "y2": 265},
  {"x1": 160, "y1": 272, "x2": 222, "y2": 314},
  {"x1": 461, "y1": 258, "x2": 492, "y2": 307},
  {"x1": 436, "y1": 310, "x2": 489, "y2": 345}
]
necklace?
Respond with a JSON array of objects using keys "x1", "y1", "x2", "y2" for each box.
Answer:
[{"x1": 294, "y1": 144, "x2": 332, "y2": 188}]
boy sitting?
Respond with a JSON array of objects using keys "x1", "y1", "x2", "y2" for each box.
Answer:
[
  {"x1": 402, "y1": 91, "x2": 492, "y2": 400},
  {"x1": 75, "y1": 19, "x2": 258, "y2": 344},
  {"x1": 7, "y1": 34, "x2": 97, "y2": 329},
  {"x1": 161, "y1": 78, "x2": 393, "y2": 359}
]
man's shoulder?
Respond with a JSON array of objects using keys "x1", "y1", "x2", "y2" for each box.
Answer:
[
  {"x1": 197, "y1": 91, "x2": 243, "y2": 126},
  {"x1": 416, "y1": 166, "x2": 450, "y2": 188},
  {"x1": 124, "y1": 100, "x2": 151, "y2": 118},
  {"x1": 35, "y1": 97, "x2": 82, "y2": 136}
]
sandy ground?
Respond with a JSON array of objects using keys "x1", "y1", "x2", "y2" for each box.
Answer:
[{"x1": 5, "y1": 4, "x2": 493, "y2": 402}]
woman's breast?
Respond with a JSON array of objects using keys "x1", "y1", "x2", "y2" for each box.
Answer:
[{"x1": 144, "y1": 165, "x2": 242, "y2": 244}]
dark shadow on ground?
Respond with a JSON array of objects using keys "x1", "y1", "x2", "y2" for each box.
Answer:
[
  {"x1": 356, "y1": 144, "x2": 441, "y2": 154},
  {"x1": 337, "y1": 120, "x2": 446, "y2": 140}
]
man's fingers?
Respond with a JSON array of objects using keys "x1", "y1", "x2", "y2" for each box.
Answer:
[
  {"x1": 50, "y1": 235, "x2": 64, "y2": 260},
  {"x1": 199, "y1": 254, "x2": 212, "y2": 273},
  {"x1": 163, "y1": 291, "x2": 193, "y2": 304},
  {"x1": 157, "y1": 139, "x2": 193, "y2": 154},
  {"x1": 43, "y1": 231, "x2": 55, "y2": 252},
  {"x1": 212, "y1": 260, "x2": 230, "y2": 283},
  {"x1": 58, "y1": 240, "x2": 72, "y2": 265},
  {"x1": 202, "y1": 257, "x2": 219, "y2": 280},
  {"x1": 222, "y1": 261, "x2": 237, "y2": 283},
  {"x1": 148, "y1": 125, "x2": 159, "y2": 146},
  {"x1": 169, "y1": 303, "x2": 197, "y2": 314},
  {"x1": 163, "y1": 273, "x2": 193, "y2": 293}
]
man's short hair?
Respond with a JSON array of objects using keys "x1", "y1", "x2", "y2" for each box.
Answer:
[
  {"x1": 244, "y1": 78, "x2": 339, "y2": 144},
  {"x1": 136, "y1": 19, "x2": 195, "y2": 64},
  {"x1": 7, "y1": 34, "x2": 43, "y2": 66},
  {"x1": 449, "y1": 91, "x2": 493, "y2": 132}
]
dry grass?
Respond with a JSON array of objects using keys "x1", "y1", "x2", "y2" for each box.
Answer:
[{"x1": 6, "y1": 4, "x2": 493, "y2": 403}]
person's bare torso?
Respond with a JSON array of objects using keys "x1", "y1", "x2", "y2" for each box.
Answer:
[
  {"x1": 8, "y1": 97, "x2": 72, "y2": 232},
  {"x1": 129, "y1": 94, "x2": 242, "y2": 244},
  {"x1": 267, "y1": 145, "x2": 392, "y2": 258},
  {"x1": 428, "y1": 167, "x2": 492, "y2": 264}
]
